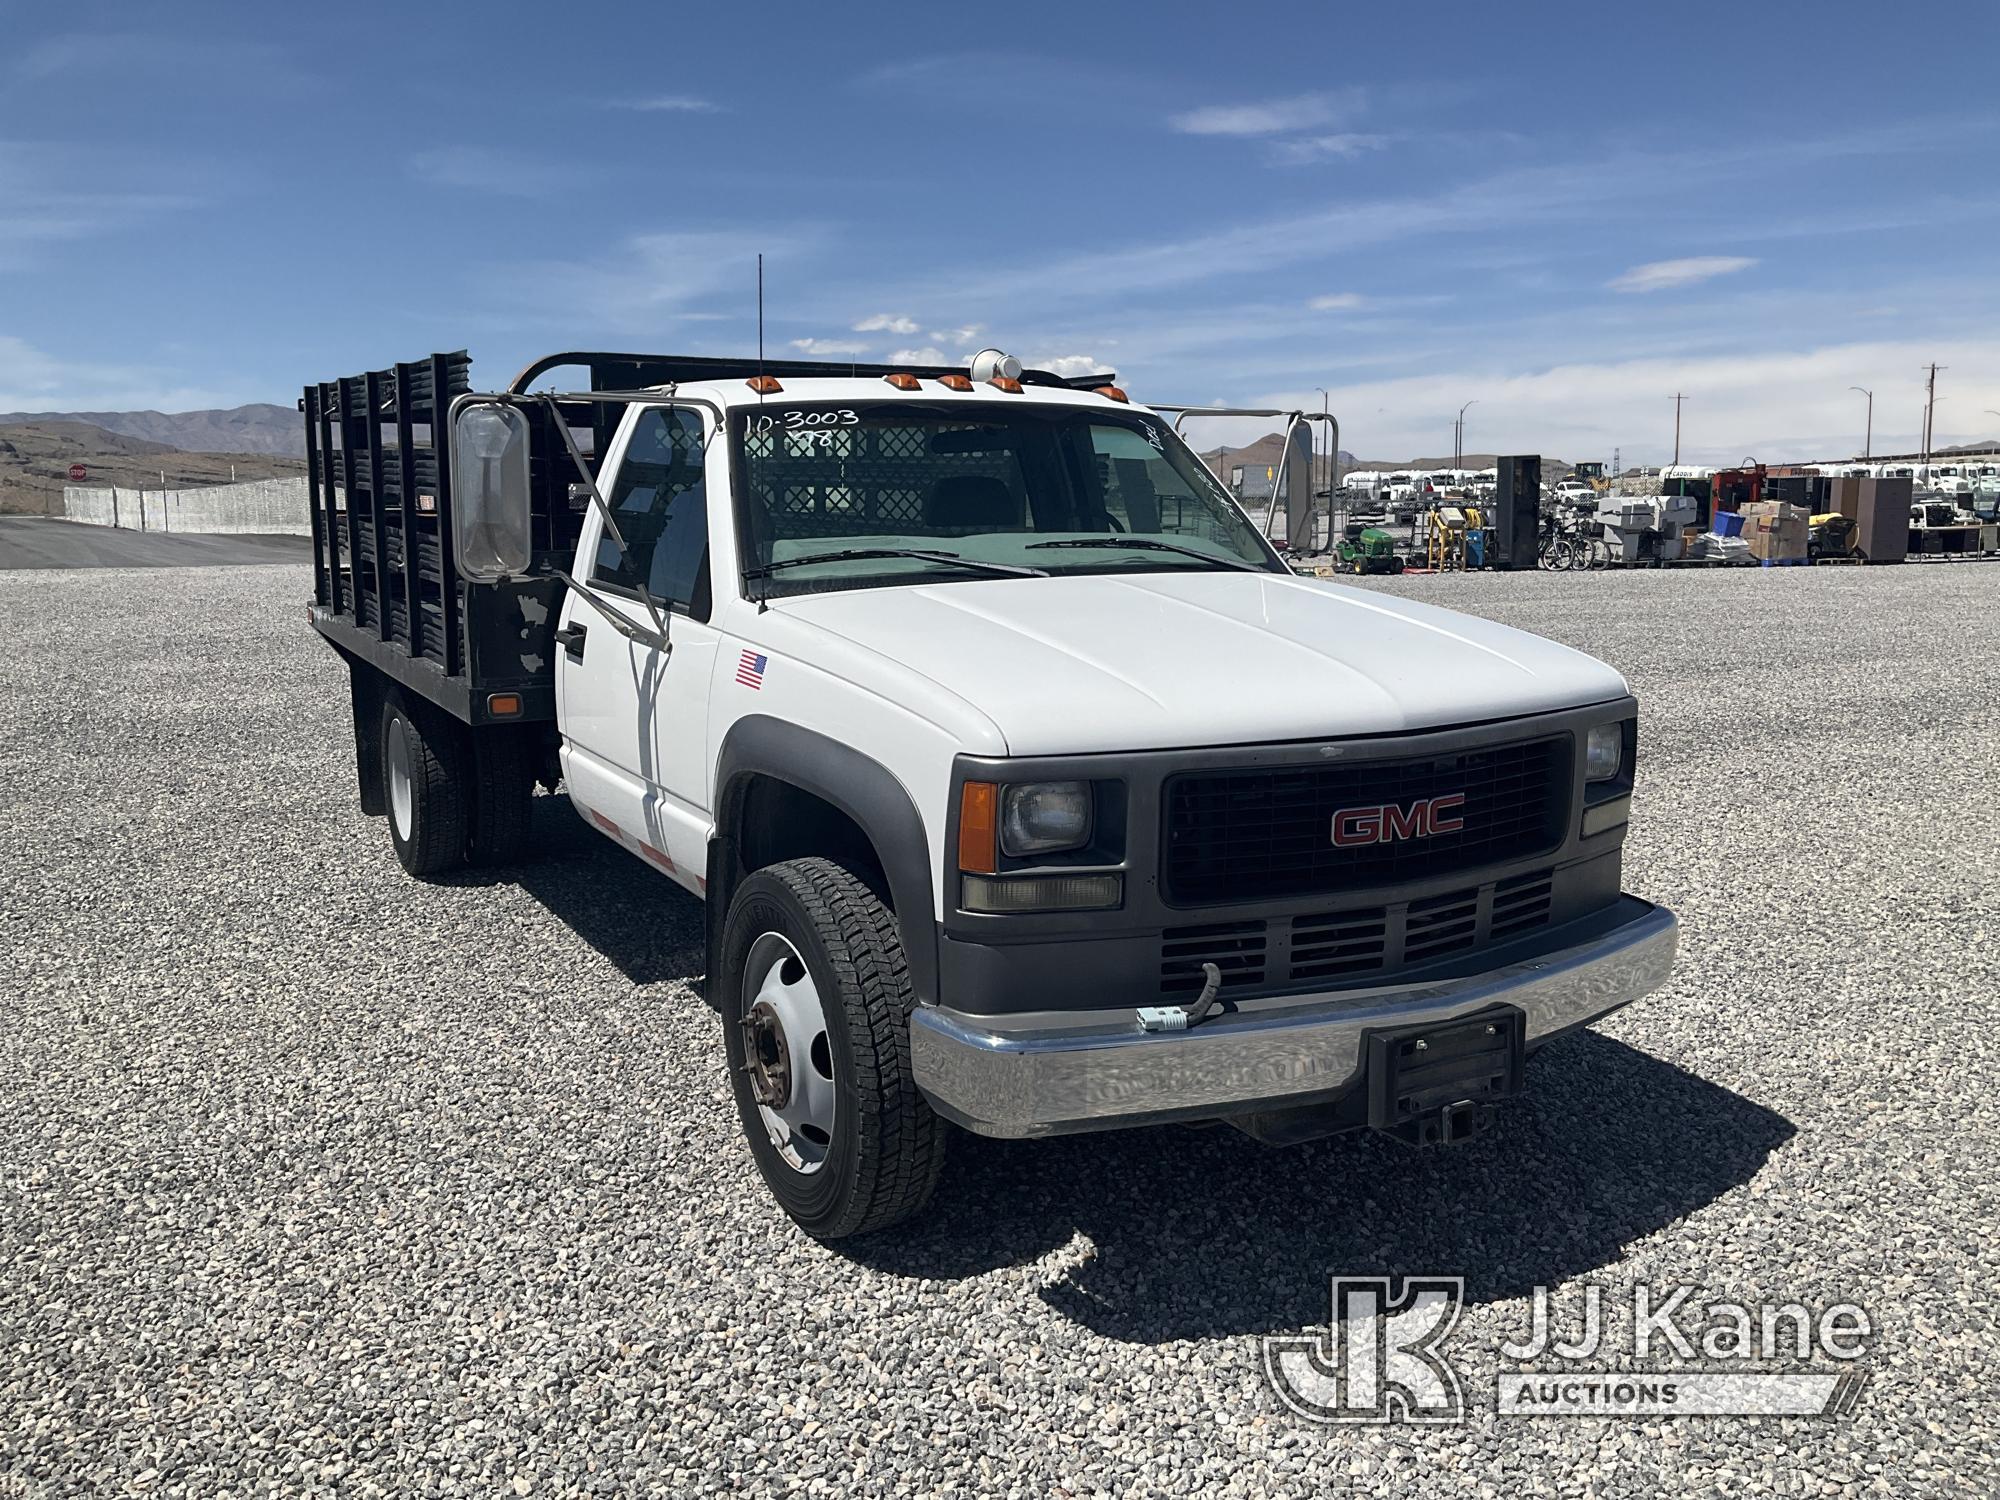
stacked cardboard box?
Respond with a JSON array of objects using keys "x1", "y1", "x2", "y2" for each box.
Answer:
[{"x1": 1739, "y1": 500, "x2": 1808, "y2": 562}]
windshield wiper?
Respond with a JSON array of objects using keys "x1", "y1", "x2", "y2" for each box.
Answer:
[
  {"x1": 743, "y1": 548, "x2": 1050, "y2": 582},
  {"x1": 1024, "y1": 537, "x2": 1263, "y2": 571}
]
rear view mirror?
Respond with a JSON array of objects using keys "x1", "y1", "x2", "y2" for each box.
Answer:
[{"x1": 452, "y1": 401, "x2": 532, "y2": 581}]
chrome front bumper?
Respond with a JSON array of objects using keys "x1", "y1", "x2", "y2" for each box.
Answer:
[{"x1": 910, "y1": 899, "x2": 1678, "y2": 1138}]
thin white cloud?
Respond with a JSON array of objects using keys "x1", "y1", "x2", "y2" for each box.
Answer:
[
  {"x1": 1252, "y1": 336, "x2": 2000, "y2": 466},
  {"x1": 1308, "y1": 293, "x2": 1368, "y2": 311},
  {"x1": 1035, "y1": 355, "x2": 1108, "y2": 378},
  {"x1": 929, "y1": 324, "x2": 984, "y2": 347},
  {"x1": 913, "y1": 131, "x2": 1872, "y2": 313},
  {"x1": 0, "y1": 333, "x2": 242, "y2": 411},
  {"x1": 855, "y1": 313, "x2": 920, "y2": 334},
  {"x1": 15, "y1": 32, "x2": 305, "y2": 90},
  {"x1": 791, "y1": 337, "x2": 870, "y2": 356},
  {"x1": 409, "y1": 146, "x2": 577, "y2": 197},
  {"x1": 1269, "y1": 133, "x2": 1390, "y2": 165},
  {"x1": 0, "y1": 141, "x2": 205, "y2": 266},
  {"x1": 1609, "y1": 256, "x2": 1758, "y2": 293},
  {"x1": 610, "y1": 95, "x2": 719, "y2": 113},
  {"x1": 1170, "y1": 90, "x2": 1362, "y2": 137},
  {"x1": 889, "y1": 347, "x2": 949, "y2": 365},
  {"x1": 476, "y1": 228, "x2": 817, "y2": 329}
]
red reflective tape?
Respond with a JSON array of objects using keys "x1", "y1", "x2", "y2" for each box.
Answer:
[
  {"x1": 590, "y1": 809, "x2": 620, "y2": 836},
  {"x1": 638, "y1": 840, "x2": 676, "y2": 873}
]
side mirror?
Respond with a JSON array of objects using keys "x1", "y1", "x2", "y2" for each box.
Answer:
[{"x1": 451, "y1": 400, "x2": 532, "y2": 581}]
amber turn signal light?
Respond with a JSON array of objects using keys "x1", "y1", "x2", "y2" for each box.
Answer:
[
  {"x1": 486, "y1": 692, "x2": 523, "y2": 718},
  {"x1": 958, "y1": 781, "x2": 999, "y2": 874}
]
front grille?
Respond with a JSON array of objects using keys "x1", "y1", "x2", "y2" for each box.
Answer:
[
  {"x1": 1289, "y1": 907, "x2": 1389, "y2": 981},
  {"x1": 1160, "y1": 921, "x2": 1266, "y2": 997},
  {"x1": 1404, "y1": 887, "x2": 1481, "y2": 963},
  {"x1": 1162, "y1": 736, "x2": 1571, "y2": 906},
  {"x1": 1490, "y1": 869, "x2": 1555, "y2": 940},
  {"x1": 1158, "y1": 868, "x2": 1557, "y2": 998}
]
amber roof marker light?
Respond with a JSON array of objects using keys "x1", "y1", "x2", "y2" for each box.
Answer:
[
  {"x1": 745, "y1": 375, "x2": 783, "y2": 394},
  {"x1": 884, "y1": 372, "x2": 922, "y2": 391},
  {"x1": 1095, "y1": 385, "x2": 1129, "y2": 403}
]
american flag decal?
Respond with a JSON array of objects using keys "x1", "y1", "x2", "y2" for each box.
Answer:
[{"x1": 735, "y1": 650, "x2": 769, "y2": 690}]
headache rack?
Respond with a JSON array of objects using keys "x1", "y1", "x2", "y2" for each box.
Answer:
[{"x1": 305, "y1": 348, "x2": 1113, "y2": 726}]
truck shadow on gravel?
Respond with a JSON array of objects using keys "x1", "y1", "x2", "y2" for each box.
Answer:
[
  {"x1": 444, "y1": 793, "x2": 708, "y2": 988},
  {"x1": 845, "y1": 1033, "x2": 1795, "y2": 1344}
]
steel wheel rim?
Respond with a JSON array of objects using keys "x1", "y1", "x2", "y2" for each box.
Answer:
[
  {"x1": 387, "y1": 721, "x2": 414, "y2": 840},
  {"x1": 741, "y1": 932, "x2": 836, "y2": 1174}
]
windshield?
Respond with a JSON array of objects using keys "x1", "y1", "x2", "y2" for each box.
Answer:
[{"x1": 732, "y1": 402, "x2": 1283, "y2": 597}]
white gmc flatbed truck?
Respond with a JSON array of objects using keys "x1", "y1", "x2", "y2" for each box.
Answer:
[{"x1": 304, "y1": 348, "x2": 1678, "y2": 1239}]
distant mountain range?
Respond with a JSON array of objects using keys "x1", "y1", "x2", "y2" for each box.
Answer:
[
  {"x1": 0, "y1": 420, "x2": 305, "y2": 515},
  {"x1": 0, "y1": 402, "x2": 302, "y2": 457}
]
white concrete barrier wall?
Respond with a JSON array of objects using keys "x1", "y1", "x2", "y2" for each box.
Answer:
[{"x1": 61, "y1": 478, "x2": 311, "y2": 536}]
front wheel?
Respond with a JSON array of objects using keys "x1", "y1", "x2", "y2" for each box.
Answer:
[{"x1": 720, "y1": 858, "x2": 945, "y2": 1239}]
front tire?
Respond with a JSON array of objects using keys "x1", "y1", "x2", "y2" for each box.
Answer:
[{"x1": 720, "y1": 858, "x2": 945, "y2": 1239}]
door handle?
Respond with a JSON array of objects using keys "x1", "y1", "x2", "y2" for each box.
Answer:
[{"x1": 555, "y1": 622, "x2": 588, "y2": 661}]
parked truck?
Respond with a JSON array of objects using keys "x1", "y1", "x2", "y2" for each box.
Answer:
[{"x1": 304, "y1": 347, "x2": 1678, "y2": 1238}]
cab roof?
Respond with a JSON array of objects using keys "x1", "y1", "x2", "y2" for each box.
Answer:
[
  {"x1": 506, "y1": 349, "x2": 1120, "y2": 400},
  {"x1": 664, "y1": 376, "x2": 1146, "y2": 413}
]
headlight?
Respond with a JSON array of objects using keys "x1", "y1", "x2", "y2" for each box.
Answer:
[
  {"x1": 1585, "y1": 723, "x2": 1624, "y2": 782},
  {"x1": 1000, "y1": 781, "x2": 1092, "y2": 856}
]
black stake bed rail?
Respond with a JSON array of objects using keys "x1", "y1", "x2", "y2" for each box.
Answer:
[
  {"x1": 302, "y1": 350, "x2": 610, "y2": 727},
  {"x1": 303, "y1": 349, "x2": 1118, "y2": 726}
]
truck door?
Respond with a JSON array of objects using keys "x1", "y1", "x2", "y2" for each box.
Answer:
[{"x1": 555, "y1": 404, "x2": 718, "y2": 893}]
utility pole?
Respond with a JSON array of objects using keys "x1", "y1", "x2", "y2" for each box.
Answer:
[
  {"x1": 1922, "y1": 363, "x2": 1944, "y2": 470},
  {"x1": 1849, "y1": 387, "x2": 1872, "y2": 460},
  {"x1": 1671, "y1": 393, "x2": 1687, "y2": 465}
]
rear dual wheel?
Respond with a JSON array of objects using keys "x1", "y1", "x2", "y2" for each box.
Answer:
[
  {"x1": 383, "y1": 702, "x2": 467, "y2": 877},
  {"x1": 381, "y1": 699, "x2": 536, "y2": 877}
]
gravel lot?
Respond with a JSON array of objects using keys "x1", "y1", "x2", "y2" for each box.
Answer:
[{"x1": 3, "y1": 560, "x2": 1996, "y2": 1497}]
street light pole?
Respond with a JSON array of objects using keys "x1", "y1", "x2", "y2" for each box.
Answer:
[
  {"x1": 1456, "y1": 400, "x2": 1477, "y2": 469},
  {"x1": 1849, "y1": 386, "x2": 1872, "y2": 460}
]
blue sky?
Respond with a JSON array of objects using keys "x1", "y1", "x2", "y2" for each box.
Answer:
[{"x1": 4, "y1": 0, "x2": 1999, "y2": 463}]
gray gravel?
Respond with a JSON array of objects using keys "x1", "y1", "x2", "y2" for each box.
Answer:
[{"x1": 2, "y1": 559, "x2": 1997, "y2": 1497}]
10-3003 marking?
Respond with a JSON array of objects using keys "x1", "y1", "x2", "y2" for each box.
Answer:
[{"x1": 745, "y1": 409, "x2": 860, "y2": 434}]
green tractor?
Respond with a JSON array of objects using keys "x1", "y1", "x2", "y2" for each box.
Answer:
[{"x1": 1336, "y1": 521, "x2": 1405, "y2": 575}]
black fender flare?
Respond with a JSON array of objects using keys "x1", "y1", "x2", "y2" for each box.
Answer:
[{"x1": 709, "y1": 716, "x2": 939, "y2": 1005}]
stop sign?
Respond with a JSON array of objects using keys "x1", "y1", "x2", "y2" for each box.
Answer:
[{"x1": 67, "y1": 463, "x2": 87, "y2": 482}]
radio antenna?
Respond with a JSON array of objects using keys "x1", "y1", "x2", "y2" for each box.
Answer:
[{"x1": 756, "y1": 253, "x2": 765, "y2": 403}]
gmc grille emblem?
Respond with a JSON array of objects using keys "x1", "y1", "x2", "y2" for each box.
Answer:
[{"x1": 1330, "y1": 793, "x2": 1467, "y2": 847}]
